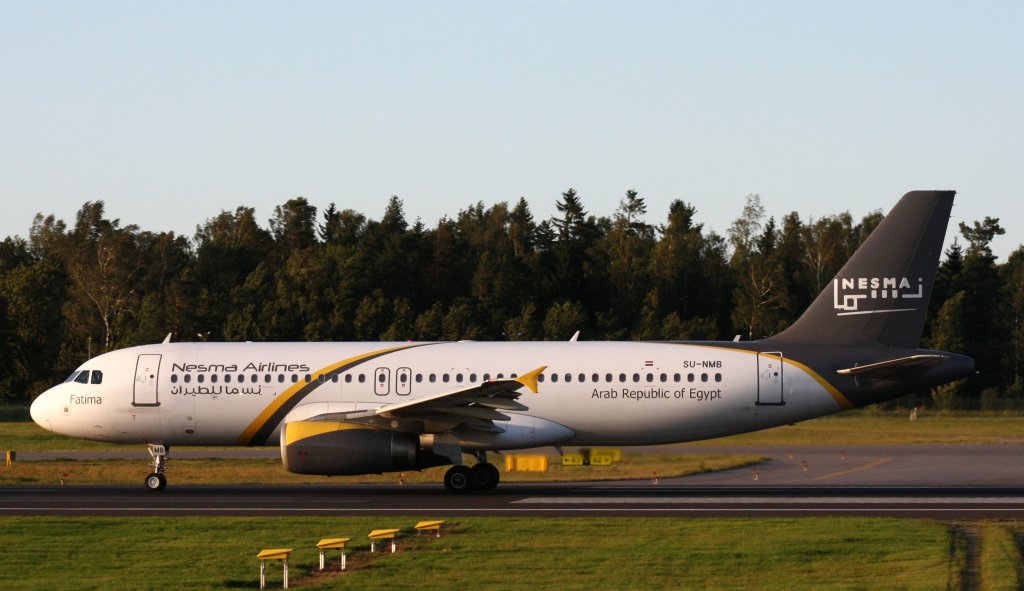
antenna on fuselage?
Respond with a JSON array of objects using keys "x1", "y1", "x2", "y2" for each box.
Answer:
[
  {"x1": 162, "y1": 333, "x2": 172, "y2": 344},
  {"x1": 569, "y1": 331, "x2": 580, "y2": 342}
]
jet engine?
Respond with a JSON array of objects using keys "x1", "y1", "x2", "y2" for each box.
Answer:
[{"x1": 280, "y1": 420, "x2": 448, "y2": 475}]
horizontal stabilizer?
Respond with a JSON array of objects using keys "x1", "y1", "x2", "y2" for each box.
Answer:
[{"x1": 836, "y1": 354, "x2": 948, "y2": 379}]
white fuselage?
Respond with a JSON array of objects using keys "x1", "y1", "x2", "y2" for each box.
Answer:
[{"x1": 31, "y1": 340, "x2": 848, "y2": 450}]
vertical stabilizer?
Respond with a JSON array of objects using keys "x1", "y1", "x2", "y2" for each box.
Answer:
[{"x1": 767, "y1": 190, "x2": 955, "y2": 348}]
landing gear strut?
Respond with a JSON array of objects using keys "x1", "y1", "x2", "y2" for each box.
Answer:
[{"x1": 145, "y1": 444, "x2": 169, "y2": 491}]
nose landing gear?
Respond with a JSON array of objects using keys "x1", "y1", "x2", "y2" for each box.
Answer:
[{"x1": 145, "y1": 444, "x2": 169, "y2": 491}]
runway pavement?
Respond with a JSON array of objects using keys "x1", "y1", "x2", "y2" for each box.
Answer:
[{"x1": 4, "y1": 444, "x2": 1024, "y2": 518}]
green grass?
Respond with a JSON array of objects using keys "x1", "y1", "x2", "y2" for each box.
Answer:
[
  {"x1": 0, "y1": 517, "x2": 957, "y2": 590},
  {"x1": 0, "y1": 454, "x2": 765, "y2": 485},
  {"x1": 979, "y1": 524, "x2": 1023, "y2": 591},
  {"x1": 700, "y1": 413, "x2": 1024, "y2": 446}
]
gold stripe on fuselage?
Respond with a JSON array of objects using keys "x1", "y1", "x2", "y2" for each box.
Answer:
[{"x1": 234, "y1": 344, "x2": 425, "y2": 445}]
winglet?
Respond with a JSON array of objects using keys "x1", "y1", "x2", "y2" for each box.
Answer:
[{"x1": 516, "y1": 366, "x2": 547, "y2": 393}]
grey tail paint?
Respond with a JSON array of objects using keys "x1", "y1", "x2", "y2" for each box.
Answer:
[{"x1": 766, "y1": 190, "x2": 955, "y2": 348}]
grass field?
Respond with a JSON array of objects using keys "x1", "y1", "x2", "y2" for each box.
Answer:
[
  {"x1": 693, "y1": 412, "x2": 1024, "y2": 446},
  {"x1": 4, "y1": 516, "x2": 1012, "y2": 590}
]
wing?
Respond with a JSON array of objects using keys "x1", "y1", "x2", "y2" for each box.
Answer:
[{"x1": 309, "y1": 366, "x2": 547, "y2": 434}]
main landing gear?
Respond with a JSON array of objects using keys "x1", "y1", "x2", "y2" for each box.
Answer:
[
  {"x1": 443, "y1": 452, "x2": 500, "y2": 494},
  {"x1": 145, "y1": 444, "x2": 169, "y2": 491}
]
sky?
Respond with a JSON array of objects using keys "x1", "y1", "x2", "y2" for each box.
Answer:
[{"x1": 2, "y1": 1, "x2": 1022, "y2": 259}]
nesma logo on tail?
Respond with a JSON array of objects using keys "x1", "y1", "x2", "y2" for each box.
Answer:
[{"x1": 832, "y1": 276, "x2": 924, "y2": 315}]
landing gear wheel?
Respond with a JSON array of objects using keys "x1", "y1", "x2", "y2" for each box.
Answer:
[
  {"x1": 444, "y1": 465, "x2": 476, "y2": 494},
  {"x1": 471, "y1": 462, "x2": 500, "y2": 490},
  {"x1": 145, "y1": 472, "x2": 167, "y2": 491},
  {"x1": 144, "y1": 444, "x2": 169, "y2": 492}
]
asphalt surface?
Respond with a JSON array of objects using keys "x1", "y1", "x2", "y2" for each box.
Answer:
[{"x1": 4, "y1": 444, "x2": 1024, "y2": 518}]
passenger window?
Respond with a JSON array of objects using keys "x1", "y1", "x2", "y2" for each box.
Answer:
[
  {"x1": 442, "y1": 374, "x2": 450, "y2": 383},
  {"x1": 345, "y1": 374, "x2": 352, "y2": 383},
  {"x1": 317, "y1": 374, "x2": 325, "y2": 383},
  {"x1": 184, "y1": 374, "x2": 192, "y2": 384},
  {"x1": 496, "y1": 373, "x2": 504, "y2": 379},
  {"x1": 358, "y1": 374, "x2": 366, "y2": 383},
  {"x1": 646, "y1": 373, "x2": 654, "y2": 383},
  {"x1": 538, "y1": 374, "x2": 545, "y2": 383},
  {"x1": 171, "y1": 374, "x2": 178, "y2": 384},
  {"x1": 211, "y1": 374, "x2": 218, "y2": 383},
  {"x1": 429, "y1": 374, "x2": 436, "y2": 383},
  {"x1": 605, "y1": 373, "x2": 612, "y2": 382},
  {"x1": 564, "y1": 374, "x2": 572, "y2": 383},
  {"x1": 224, "y1": 375, "x2": 232, "y2": 383},
  {"x1": 291, "y1": 375, "x2": 299, "y2": 383},
  {"x1": 378, "y1": 373, "x2": 386, "y2": 383},
  {"x1": 618, "y1": 373, "x2": 626, "y2": 382},
  {"x1": 632, "y1": 373, "x2": 640, "y2": 383},
  {"x1": 197, "y1": 374, "x2": 205, "y2": 383},
  {"x1": 251, "y1": 375, "x2": 258, "y2": 383},
  {"x1": 688, "y1": 373, "x2": 695, "y2": 382},
  {"x1": 701, "y1": 373, "x2": 708, "y2": 382},
  {"x1": 469, "y1": 373, "x2": 477, "y2": 383},
  {"x1": 331, "y1": 375, "x2": 338, "y2": 383},
  {"x1": 278, "y1": 374, "x2": 285, "y2": 383},
  {"x1": 483, "y1": 373, "x2": 491, "y2": 381},
  {"x1": 673, "y1": 373, "x2": 681, "y2": 382},
  {"x1": 264, "y1": 374, "x2": 272, "y2": 383},
  {"x1": 715, "y1": 373, "x2": 722, "y2": 382},
  {"x1": 74, "y1": 371, "x2": 90, "y2": 384},
  {"x1": 511, "y1": 373, "x2": 518, "y2": 378},
  {"x1": 591, "y1": 373, "x2": 599, "y2": 382},
  {"x1": 415, "y1": 374, "x2": 423, "y2": 383},
  {"x1": 456, "y1": 374, "x2": 463, "y2": 383},
  {"x1": 579, "y1": 373, "x2": 586, "y2": 382},
  {"x1": 660, "y1": 373, "x2": 667, "y2": 382}
]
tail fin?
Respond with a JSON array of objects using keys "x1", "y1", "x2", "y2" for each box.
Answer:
[{"x1": 767, "y1": 190, "x2": 955, "y2": 348}]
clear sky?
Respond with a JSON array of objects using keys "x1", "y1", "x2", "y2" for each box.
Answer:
[{"x1": 2, "y1": 1, "x2": 1022, "y2": 258}]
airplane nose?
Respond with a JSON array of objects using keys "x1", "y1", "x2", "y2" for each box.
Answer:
[{"x1": 30, "y1": 388, "x2": 57, "y2": 431}]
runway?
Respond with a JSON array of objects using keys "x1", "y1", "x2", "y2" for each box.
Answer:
[
  {"x1": 5, "y1": 444, "x2": 1024, "y2": 518},
  {"x1": 4, "y1": 483, "x2": 1024, "y2": 518}
]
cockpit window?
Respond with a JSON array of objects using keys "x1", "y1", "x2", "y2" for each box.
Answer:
[
  {"x1": 65, "y1": 371, "x2": 80, "y2": 383},
  {"x1": 74, "y1": 371, "x2": 90, "y2": 384},
  {"x1": 90, "y1": 370, "x2": 103, "y2": 385}
]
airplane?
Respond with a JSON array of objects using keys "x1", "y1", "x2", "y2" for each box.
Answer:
[{"x1": 29, "y1": 190, "x2": 975, "y2": 493}]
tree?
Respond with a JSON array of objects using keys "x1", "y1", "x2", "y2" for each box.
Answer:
[
  {"x1": 955, "y1": 218, "x2": 1007, "y2": 393},
  {"x1": 62, "y1": 202, "x2": 145, "y2": 352},
  {"x1": 269, "y1": 197, "x2": 318, "y2": 251}
]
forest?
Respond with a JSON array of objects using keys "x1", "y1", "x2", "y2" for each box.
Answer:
[{"x1": 0, "y1": 189, "x2": 1020, "y2": 409}]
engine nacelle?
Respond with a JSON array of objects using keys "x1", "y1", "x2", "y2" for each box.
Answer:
[{"x1": 280, "y1": 420, "x2": 446, "y2": 476}]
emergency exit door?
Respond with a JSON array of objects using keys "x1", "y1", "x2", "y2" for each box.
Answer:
[
  {"x1": 133, "y1": 354, "x2": 162, "y2": 407},
  {"x1": 756, "y1": 352, "x2": 785, "y2": 406}
]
